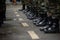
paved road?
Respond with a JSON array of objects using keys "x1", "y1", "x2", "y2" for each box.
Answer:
[{"x1": 0, "y1": 5, "x2": 60, "y2": 40}]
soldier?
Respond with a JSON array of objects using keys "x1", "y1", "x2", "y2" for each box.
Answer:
[
  {"x1": 19, "y1": 0, "x2": 30, "y2": 11},
  {"x1": 10, "y1": 0, "x2": 16, "y2": 5},
  {"x1": 20, "y1": 0, "x2": 26, "y2": 10},
  {"x1": 12, "y1": 0, "x2": 16, "y2": 5},
  {"x1": 3, "y1": 0, "x2": 6, "y2": 21},
  {"x1": 0, "y1": 0, "x2": 6, "y2": 26}
]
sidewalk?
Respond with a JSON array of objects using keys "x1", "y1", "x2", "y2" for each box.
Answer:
[{"x1": 0, "y1": 5, "x2": 60, "y2": 40}]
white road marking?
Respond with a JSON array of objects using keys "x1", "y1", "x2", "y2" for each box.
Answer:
[
  {"x1": 21, "y1": 23, "x2": 29, "y2": 27},
  {"x1": 27, "y1": 31, "x2": 39, "y2": 39},
  {"x1": 16, "y1": 14, "x2": 20, "y2": 17},
  {"x1": 15, "y1": 12, "x2": 18, "y2": 14},
  {"x1": 19, "y1": 18, "x2": 24, "y2": 21},
  {"x1": 13, "y1": 18, "x2": 17, "y2": 21}
]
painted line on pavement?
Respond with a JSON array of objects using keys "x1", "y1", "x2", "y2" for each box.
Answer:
[
  {"x1": 21, "y1": 23, "x2": 29, "y2": 27},
  {"x1": 18, "y1": 18, "x2": 24, "y2": 21},
  {"x1": 27, "y1": 31, "x2": 39, "y2": 39},
  {"x1": 16, "y1": 14, "x2": 20, "y2": 17}
]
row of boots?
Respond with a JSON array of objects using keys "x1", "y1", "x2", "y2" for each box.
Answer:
[{"x1": 20, "y1": 1, "x2": 60, "y2": 33}]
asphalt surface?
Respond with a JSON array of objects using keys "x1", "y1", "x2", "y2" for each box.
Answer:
[{"x1": 0, "y1": 5, "x2": 60, "y2": 40}]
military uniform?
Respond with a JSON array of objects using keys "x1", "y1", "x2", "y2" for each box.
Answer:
[
  {"x1": 0, "y1": 0, "x2": 6, "y2": 26},
  {"x1": 21, "y1": 0, "x2": 26, "y2": 10}
]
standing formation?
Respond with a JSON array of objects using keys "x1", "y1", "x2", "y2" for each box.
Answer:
[{"x1": 20, "y1": 0, "x2": 60, "y2": 33}]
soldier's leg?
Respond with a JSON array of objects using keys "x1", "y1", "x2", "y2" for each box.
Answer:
[
  {"x1": 22, "y1": 4, "x2": 25, "y2": 10},
  {"x1": 12, "y1": 0, "x2": 16, "y2": 5},
  {"x1": 26, "y1": 5, "x2": 30, "y2": 11}
]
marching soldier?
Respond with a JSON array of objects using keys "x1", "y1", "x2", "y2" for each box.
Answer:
[
  {"x1": 0, "y1": 0, "x2": 6, "y2": 26},
  {"x1": 10, "y1": 0, "x2": 16, "y2": 5},
  {"x1": 20, "y1": 0, "x2": 26, "y2": 10},
  {"x1": 20, "y1": 0, "x2": 30, "y2": 10},
  {"x1": 12, "y1": 0, "x2": 16, "y2": 5}
]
